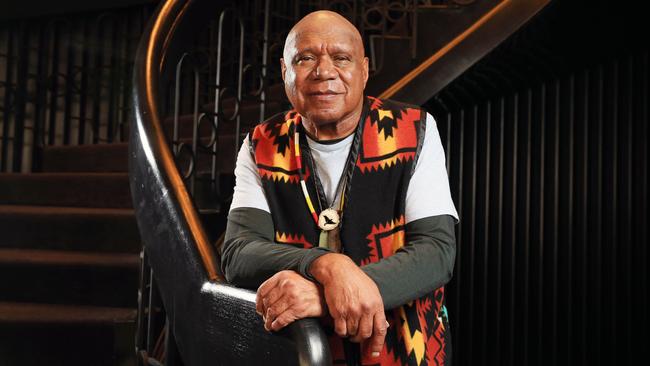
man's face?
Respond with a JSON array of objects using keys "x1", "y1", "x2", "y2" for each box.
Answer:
[{"x1": 281, "y1": 21, "x2": 368, "y2": 125}]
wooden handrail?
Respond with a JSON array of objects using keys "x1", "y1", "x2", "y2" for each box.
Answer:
[{"x1": 379, "y1": 0, "x2": 550, "y2": 104}]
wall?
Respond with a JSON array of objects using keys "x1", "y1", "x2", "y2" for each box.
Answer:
[{"x1": 427, "y1": 1, "x2": 649, "y2": 364}]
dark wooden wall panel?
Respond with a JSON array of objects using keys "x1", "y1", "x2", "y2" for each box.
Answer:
[{"x1": 429, "y1": 51, "x2": 649, "y2": 365}]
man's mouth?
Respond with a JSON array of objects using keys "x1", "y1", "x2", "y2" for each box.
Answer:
[{"x1": 308, "y1": 90, "x2": 343, "y2": 97}]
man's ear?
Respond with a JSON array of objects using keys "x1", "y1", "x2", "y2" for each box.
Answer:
[
  {"x1": 362, "y1": 56, "x2": 369, "y2": 86},
  {"x1": 280, "y1": 58, "x2": 286, "y2": 82}
]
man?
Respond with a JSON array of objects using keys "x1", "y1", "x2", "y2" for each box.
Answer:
[{"x1": 221, "y1": 10, "x2": 458, "y2": 366}]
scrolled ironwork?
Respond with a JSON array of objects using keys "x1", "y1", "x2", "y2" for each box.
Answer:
[
  {"x1": 241, "y1": 63, "x2": 266, "y2": 97},
  {"x1": 363, "y1": 6, "x2": 387, "y2": 29},
  {"x1": 0, "y1": 7, "x2": 148, "y2": 172},
  {"x1": 452, "y1": 0, "x2": 477, "y2": 6},
  {"x1": 173, "y1": 141, "x2": 195, "y2": 180},
  {"x1": 258, "y1": 0, "x2": 271, "y2": 123},
  {"x1": 362, "y1": 0, "x2": 383, "y2": 6},
  {"x1": 195, "y1": 112, "x2": 219, "y2": 150},
  {"x1": 326, "y1": 0, "x2": 356, "y2": 20},
  {"x1": 216, "y1": 87, "x2": 240, "y2": 122},
  {"x1": 416, "y1": 0, "x2": 476, "y2": 8},
  {"x1": 386, "y1": 1, "x2": 409, "y2": 23},
  {"x1": 172, "y1": 52, "x2": 200, "y2": 193},
  {"x1": 214, "y1": 7, "x2": 245, "y2": 156}
]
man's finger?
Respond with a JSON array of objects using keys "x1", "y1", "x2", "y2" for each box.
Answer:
[
  {"x1": 265, "y1": 295, "x2": 293, "y2": 330},
  {"x1": 350, "y1": 314, "x2": 373, "y2": 343},
  {"x1": 368, "y1": 312, "x2": 387, "y2": 358},
  {"x1": 334, "y1": 316, "x2": 348, "y2": 337},
  {"x1": 260, "y1": 285, "x2": 285, "y2": 314},
  {"x1": 346, "y1": 316, "x2": 359, "y2": 338},
  {"x1": 256, "y1": 276, "x2": 280, "y2": 315},
  {"x1": 270, "y1": 311, "x2": 298, "y2": 331}
]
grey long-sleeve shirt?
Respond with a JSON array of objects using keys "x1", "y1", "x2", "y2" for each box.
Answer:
[{"x1": 220, "y1": 207, "x2": 456, "y2": 310}]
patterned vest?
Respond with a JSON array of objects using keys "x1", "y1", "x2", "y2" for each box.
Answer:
[{"x1": 250, "y1": 96, "x2": 451, "y2": 366}]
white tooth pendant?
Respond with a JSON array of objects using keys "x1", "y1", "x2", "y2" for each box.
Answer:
[{"x1": 318, "y1": 208, "x2": 340, "y2": 231}]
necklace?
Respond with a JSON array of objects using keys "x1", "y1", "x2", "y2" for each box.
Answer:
[
  {"x1": 293, "y1": 104, "x2": 367, "y2": 251},
  {"x1": 309, "y1": 144, "x2": 347, "y2": 236}
]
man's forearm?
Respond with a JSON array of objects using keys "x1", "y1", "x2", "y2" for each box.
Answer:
[
  {"x1": 223, "y1": 208, "x2": 456, "y2": 308},
  {"x1": 359, "y1": 215, "x2": 456, "y2": 310},
  {"x1": 221, "y1": 207, "x2": 331, "y2": 288}
]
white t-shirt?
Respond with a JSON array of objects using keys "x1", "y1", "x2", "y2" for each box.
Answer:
[{"x1": 230, "y1": 112, "x2": 459, "y2": 224}]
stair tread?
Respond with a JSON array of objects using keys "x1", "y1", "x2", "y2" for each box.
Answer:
[
  {"x1": 0, "y1": 205, "x2": 140, "y2": 252},
  {"x1": 0, "y1": 205, "x2": 133, "y2": 216},
  {"x1": 42, "y1": 142, "x2": 128, "y2": 151},
  {"x1": 0, "y1": 302, "x2": 136, "y2": 324},
  {"x1": 0, "y1": 172, "x2": 128, "y2": 178},
  {"x1": 41, "y1": 143, "x2": 129, "y2": 173},
  {"x1": 0, "y1": 172, "x2": 132, "y2": 208},
  {"x1": 0, "y1": 248, "x2": 139, "y2": 268}
]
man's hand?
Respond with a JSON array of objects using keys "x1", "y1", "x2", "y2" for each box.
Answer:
[
  {"x1": 256, "y1": 270, "x2": 326, "y2": 332},
  {"x1": 310, "y1": 253, "x2": 387, "y2": 358}
]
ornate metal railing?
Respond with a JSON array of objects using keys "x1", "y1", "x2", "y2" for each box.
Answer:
[{"x1": 0, "y1": 6, "x2": 152, "y2": 172}]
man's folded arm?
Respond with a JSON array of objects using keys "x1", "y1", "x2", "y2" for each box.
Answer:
[
  {"x1": 358, "y1": 215, "x2": 457, "y2": 310},
  {"x1": 222, "y1": 209, "x2": 456, "y2": 310},
  {"x1": 220, "y1": 207, "x2": 332, "y2": 288}
]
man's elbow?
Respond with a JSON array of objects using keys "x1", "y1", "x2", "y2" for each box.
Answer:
[
  {"x1": 220, "y1": 241, "x2": 262, "y2": 288},
  {"x1": 223, "y1": 270, "x2": 242, "y2": 286},
  {"x1": 221, "y1": 261, "x2": 250, "y2": 287},
  {"x1": 219, "y1": 239, "x2": 239, "y2": 285},
  {"x1": 432, "y1": 234, "x2": 456, "y2": 288},
  {"x1": 442, "y1": 238, "x2": 456, "y2": 285}
]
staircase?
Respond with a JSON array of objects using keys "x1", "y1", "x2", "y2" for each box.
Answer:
[
  {"x1": 0, "y1": 0, "x2": 552, "y2": 364},
  {"x1": 0, "y1": 143, "x2": 139, "y2": 366}
]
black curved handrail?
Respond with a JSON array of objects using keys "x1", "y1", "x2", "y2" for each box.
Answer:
[{"x1": 129, "y1": 0, "x2": 331, "y2": 365}]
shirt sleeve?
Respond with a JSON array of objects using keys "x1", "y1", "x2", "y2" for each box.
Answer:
[
  {"x1": 360, "y1": 215, "x2": 456, "y2": 310},
  {"x1": 405, "y1": 113, "x2": 459, "y2": 223},
  {"x1": 229, "y1": 135, "x2": 271, "y2": 213},
  {"x1": 221, "y1": 207, "x2": 332, "y2": 288}
]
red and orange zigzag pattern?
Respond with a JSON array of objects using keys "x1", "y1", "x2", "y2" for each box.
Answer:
[
  {"x1": 361, "y1": 215, "x2": 406, "y2": 265},
  {"x1": 275, "y1": 231, "x2": 313, "y2": 249}
]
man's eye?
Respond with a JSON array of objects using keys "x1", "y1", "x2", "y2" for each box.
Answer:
[
  {"x1": 296, "y1": 56, "x2": 314, "y2": 63},
  {"x1": 334, "y1": 56, "x2": 351, "y2": 63}
]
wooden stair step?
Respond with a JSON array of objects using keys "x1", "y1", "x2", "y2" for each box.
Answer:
[
  {"x1": 0, "y1": 172, "x2": 132, "y2": 208},
  {"x1": 0, "y1": 318, "x2": 135, "y2": 366},
  {"x1": 0, "y1": 248, "x2": 139, "y2": 268},
  {"x1": 0, "y1": 205, "x2": 140, "y2": 252},
  {"x1": 0, "y1": 302, "x2": 136, "y2": 324},
  {"x1": 0, "y1": 250, "x2": 139, "y2": 308},
  {"x1": 0, "y1": 259, "x2": 138, "y2": 307},
  {"x1": 41, "y1": 143, "x2": 129, "y2": 173},
  {"x1": 41, "y1": 139, "x2": 238, "y2": 176}
]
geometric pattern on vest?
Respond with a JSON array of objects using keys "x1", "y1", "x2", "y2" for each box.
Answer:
[{"x1": 250, "y1": 96, "x2": 451, "y2": 365}]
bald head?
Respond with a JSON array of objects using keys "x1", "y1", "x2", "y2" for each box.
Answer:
[{"x1": 283, "y1": 10, "x2": 364, "y2": 60}]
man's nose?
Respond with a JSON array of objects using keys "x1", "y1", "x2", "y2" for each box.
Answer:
[{"x1": 313, "y1": 56, "x2": 337, "y2": 80}]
